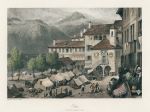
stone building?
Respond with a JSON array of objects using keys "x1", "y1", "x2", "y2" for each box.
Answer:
[
  {"x1": 84, "y1": 21, "x2": 122, "y2": 76},
  {"x1": 48, "y1": 39, "x2": 85, "y2": 61},
  {"x1": 48, "y1": 20, "x2": 122, "y2": 76},
  {"x1": 117, "y1": 8, "x2": 142, "y2": 69}
]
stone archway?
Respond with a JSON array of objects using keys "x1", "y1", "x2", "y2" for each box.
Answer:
[
  {"x1": 96, "y1": 66, "x2": 103, "y2": 76},
  {"x1": 104, "y1": 66, "x2": 111, "y2": 76}
]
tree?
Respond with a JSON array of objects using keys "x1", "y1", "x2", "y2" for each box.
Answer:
[
  {"x1": 8, "y1": 57, "x2": 14, "y2": 80},
  {"x1": 46, "y1": 52, "x2": 60, "y2": 70},
  {"x1": 9, "y1": 47, "x2": 23, "y2": 80},
  {"x1": 27, "y1": 58, "x2": 37, "y2": 78},
  {"x1": 36, "y1": 54, "x2": 46, "y2": 74},
  {"x1": 46, "y1": 53, "x2": 53, "y2": 67}
]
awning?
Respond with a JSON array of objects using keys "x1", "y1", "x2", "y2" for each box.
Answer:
[
  {"x1": 38, "y1": 78, "x2": 53, "y2": 87},
  {"x1": 78, "y1": 75, "x2": 89, "y2": 83},
  {"x1": 74, "y1": 78, "x2": 83, "y2": 86}
]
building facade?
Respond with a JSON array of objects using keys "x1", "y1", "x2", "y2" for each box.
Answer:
[
  {"x1": 48, "y1": 39, "x2": 85, "y2": 61},
  {"x1": 84, "y1": 22, "x2": 122, "y2": 76},
  {"x1": 117, "y1": 8, "x2": 142, "y2": 70},
  {"x1": 48, "y1": 20, "x2": 122, "y2": 76}
]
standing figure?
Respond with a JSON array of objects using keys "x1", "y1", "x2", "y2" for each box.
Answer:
[{"x1": 81, "y1": 85, "x2": 85, "y2": 94}]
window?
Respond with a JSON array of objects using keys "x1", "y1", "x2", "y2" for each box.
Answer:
[
  {"x1": 133, "y1": 24, "x2": 135, "y2": 40},
  {"x1": 82, "y1": 48, "x2": 85, "y2": 52},
  {"x1": 94, "y1": 35, "x2": 97, "y2": 40},
  {"x1": 127, "y1": 29, "x2": 129, "y2": 42},
  {"x1": 125, "y1": 31, "x2": 126, "y2": 43},
  {"x1": 70, "y1": 48, "x2": 72, "y2": 53},
  {"x1": 138, "y1": 8, "x2": 142, "y2": 17},
  {"x1": 138, "y1": 20, "x2": 142, "y2": 37},
  {"x1": 130, "y1": 24, "x2": 135, "y2": 41},
  {"x1": 102, "y1": 56, "x2": 107, "y2": 64},
  {"x1": 111, "y1": 31, "x2": 114, "y2": 37},
  {"x1": 87, "y1": 45, "x2": 92, "y2": 51},
  {"x1": 75, "y1": 48, "x2": 77, "y2": 52},
  {"x1": 122, "y1": 32, "x2": 123, "y2": 44},
  {"x1": 134, "y1": 40, "x2": 136, "y2": 53},
  {"x1": 94, "y1": 35, "x2": 102, "y2": 40},
  {"x1": 62, "y1": 48, "x2": 64, "y2": 52},
  {"x1": 66, "y1": 48, "x2": 69, "y2": 53},
  {"x1": 59, "y1": 48, "x2": 61, "y2": 52},
  {"x1": 87, "y1": 56, "x2": 92, "y2": 60},
  {"x1": 99, "y1": 36, "x2": 102, "y2": 40}
]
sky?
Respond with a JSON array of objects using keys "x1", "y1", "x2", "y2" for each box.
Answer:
[{"x1": 8, "y1": 8, "x2": 121, "y2": 24}]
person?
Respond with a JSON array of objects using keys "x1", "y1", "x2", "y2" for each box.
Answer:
[
  {"x1": 95, "y1": 83, "x2": 99, "y2": 93},
  {"x1": 135, "y1": 67, "x2": 142, "y2": 94},
  {"x1": 90, "y1": 83, "x2": 95, "y2": 93},
  {"x1": 81, "y1": 84, "x2": 85, "y2": 94},
  {"x1": 49, "y1": 88, "x2": 52, "y2": 97}
]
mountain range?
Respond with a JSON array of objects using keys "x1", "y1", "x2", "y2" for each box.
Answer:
[
  {"x1": 8, "y1": 9, "x2": 121, "y2": 54},
  {"x1": 8, "y1": 18, "x2": 69, "y2": 54}
]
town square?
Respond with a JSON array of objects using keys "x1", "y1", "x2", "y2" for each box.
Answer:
[{"x1": 7, "y1": 8, "x2": 142, "y2": 98}]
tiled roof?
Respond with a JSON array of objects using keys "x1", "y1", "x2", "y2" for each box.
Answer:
[
  {"x1": 48, "y1": 40, "x2": 84, "y2": 48},
  {"x1": 92, "y1": 38, "x2": 122, "y2": 50},
  {"x1": 84, "y1": 24, "x2": 113, "y2": 35}
]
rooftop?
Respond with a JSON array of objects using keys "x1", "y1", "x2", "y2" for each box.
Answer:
[
  {"x1": 92, "y1": 38, "x2": 122, "y2": 50},
  {"x1": 48, "y1": 40, "x2": 84, "y2": 48},
  {"x1": 84, "y1": 24, "x2": 113, "y2": 35}
]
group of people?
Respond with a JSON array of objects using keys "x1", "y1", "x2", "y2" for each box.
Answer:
[
  {"x1": 80, "y1": 82, "x2": 101, "y2": 95},
  {"x1": 44, "y1": 87, "x2": 72, "y2": 98},
  {"x1": 118, "y1": 65, "x2": 142, "y2": 96},
  {"x1": 90, "y1": 83, "x2": 101, "y2": 93}
]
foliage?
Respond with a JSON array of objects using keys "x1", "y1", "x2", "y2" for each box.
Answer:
[
  {"x1": 46, "y1": 51, "x2": 60, "y2": 69},
  {"x1": 8, "y1": 47, "x2": 23, "y2": 80},
  {"x1": 9, "y1": 47, "x2": 23, "y2": 71},
  {"x1": 27, "y1": 58, "x2": 37, "y2": 76},
  {"x1": 36, "y1": 54, "x2": 46, "y2": 72}
]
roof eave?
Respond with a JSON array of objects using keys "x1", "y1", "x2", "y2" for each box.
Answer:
[{"x1": 116, "y1": 8, "x2": 123, "y2": 17}]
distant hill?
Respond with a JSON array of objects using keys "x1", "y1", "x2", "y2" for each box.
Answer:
[
  {"x1": 8, "y1": 18, "x2": 69, "y2": 54},
  {"x1": 58, "y1": 11, "x2": 86, "y2": 24}
]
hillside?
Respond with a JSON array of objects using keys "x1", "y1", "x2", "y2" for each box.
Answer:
[{"x1": 8, "y1": 18, "x2": 69, "y2": 54}]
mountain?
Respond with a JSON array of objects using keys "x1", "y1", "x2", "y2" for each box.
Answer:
[
  {"x1": 58, "y1": 11, "x2": 86, "y2": 24},
  {"x1": 8, "y1": 18, "x2": 69, "y2": 54}
]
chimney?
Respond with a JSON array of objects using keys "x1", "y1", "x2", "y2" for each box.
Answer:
[
  {"x1": 53, "y1": 40, "x2": 56, "y2": 46},
  {"x1": 88, "y1": 21, "x2": 92, "y2": 29},
  {"x1": 80, "y1": 31, "x2": 83, "y2": 37}
]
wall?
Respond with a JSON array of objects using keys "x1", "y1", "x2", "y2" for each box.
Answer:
[
  {"x1": 84, "y1": 35, "x2": 101, "y2": 68},
  {"x1": 48, "y1": 47, "x2": 85, "y2": 61}
]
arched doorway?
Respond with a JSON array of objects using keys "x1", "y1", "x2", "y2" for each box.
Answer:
[
  {"x1": 104, "y1": 66, "x2": 111, "y2": 76},
  {"x1": 95, "y1": 66, "x2": 103, "y2": 76}
]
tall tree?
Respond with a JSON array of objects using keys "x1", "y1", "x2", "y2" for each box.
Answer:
[
  {"x1": 46, "y1": 52, "x2": 60, "y2": 70},
  {"x1": 27, "y1": 58, "x2": 37, "y2": 78},
  {"x1": 46, "y1": 53, "x2": 53, "y2": 68},
  {"x1": 8, "y1": 57, "x2": 14, "y2": 80},
  {"x1": 9, "y1": 48, "x2": 23, "y2": 80},
  {"x1": 36, "y1": 54, "x2": 46, "y2": 74}
]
